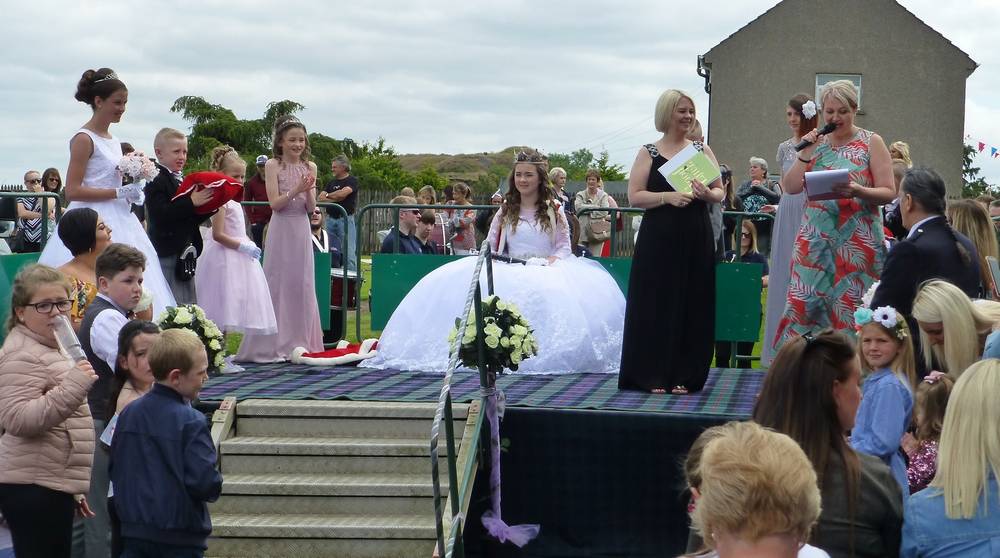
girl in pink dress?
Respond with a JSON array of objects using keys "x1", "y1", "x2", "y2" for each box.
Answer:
[
  {"x1": 236, "y1": 117, "x2": 323, "y2": 362},
  {"x1": 195, "y1": 147, "x2": 277, "y2": 347}
]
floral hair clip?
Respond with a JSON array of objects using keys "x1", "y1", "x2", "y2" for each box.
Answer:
[
  {"x1": 854, "y1": 305, "x2": 907, "y2": 339},
  {"x1": 801, "y1": 100, "x2": 817, "y2": 120}
]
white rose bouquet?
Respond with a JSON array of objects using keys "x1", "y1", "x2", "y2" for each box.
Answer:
[
  {"x1": 157, "y1": 304, "x2": 226, "y2": 372},
  {"x1": 117, "y1": 152, "x2": 158, "y2": 184},
  {"x1": 448, "y1": 295, "x2": 538, "y2": 373}
]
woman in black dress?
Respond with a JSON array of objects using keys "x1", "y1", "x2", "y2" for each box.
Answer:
[{"x1": 618, "y1": 89, "x2": 725, "y2": 394}]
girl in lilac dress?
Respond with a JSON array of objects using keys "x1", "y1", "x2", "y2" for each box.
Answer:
[
  {"x1": 196, "y1": 147, "x2": 277, "y2": 348},
  {"x1": 236, "y1": 116, "x2": 322, "y2": 362}
]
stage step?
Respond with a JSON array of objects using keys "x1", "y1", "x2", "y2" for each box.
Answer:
[{"x1": 208, "y1": 400, "x2": 467, "y2": 558}]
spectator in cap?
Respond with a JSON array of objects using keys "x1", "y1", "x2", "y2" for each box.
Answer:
[
  {"x1": 243, "y1": 154, "x2": 272, "y2": 248},
  {"x1": 318, "y1": 155, "x2": 359, "y2": 271}
]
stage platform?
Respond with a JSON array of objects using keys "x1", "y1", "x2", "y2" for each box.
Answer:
[
  {"x1": 200, "y1": 364, "x2": 764, "y2": 419},
  {"x1": 200, "y1": 364, "x2": 764, "y2": 557}
]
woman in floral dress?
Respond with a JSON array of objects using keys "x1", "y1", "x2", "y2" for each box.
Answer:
[{"x1": 773, "y1": 80, "x2": 896, "y2": 348}]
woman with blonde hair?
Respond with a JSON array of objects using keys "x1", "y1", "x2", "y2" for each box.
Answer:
[
  {"x1": 686, "y1": 421, "x2": 826, "y2": 558},
  {"x1": 911, "y1": 279, "x2": 1000, "y2": 376},
  {"x1": 620, "y1": 89, "x2": 725, "y2": 394},
  {"x1": 775, "y1": 80, "x2": 895, "y2": 348},
  {"x1": 889, "y1": 141, "x2": 913, "y2": 167},
  {"x1": 901, "y1": 359, "x2": 1000, "y2": 556},
  {"x1": 947, "y1": 198, "x2": 999, "y2": 298}
]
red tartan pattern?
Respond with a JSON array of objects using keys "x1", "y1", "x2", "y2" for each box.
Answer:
[{"x1": 773, "y1": 129, "x2": 886, "y2": 351}]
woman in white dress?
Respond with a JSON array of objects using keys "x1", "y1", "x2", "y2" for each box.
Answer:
[
  {"x1": 38, "y1": 68, "x2": 175, "y2": 315},
  {"x1": 367, "y1": 149, "x2": 625, "y2": 374}
]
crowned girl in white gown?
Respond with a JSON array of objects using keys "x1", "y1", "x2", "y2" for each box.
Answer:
[{"x1": 367, "y1": 151, "x2": 625, "y2": 374}]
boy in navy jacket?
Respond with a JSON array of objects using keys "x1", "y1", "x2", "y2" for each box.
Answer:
[{"x1": 110, "y1": 328, "x2": 222, "y2": 556}]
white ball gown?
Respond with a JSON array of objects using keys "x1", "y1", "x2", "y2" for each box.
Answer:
[
  {"x1": 38, "y1": 129, "x2": 176, "y2": 315},
  {"x1": 366, "y1": 205, "x2": 625, "y2": 374}
]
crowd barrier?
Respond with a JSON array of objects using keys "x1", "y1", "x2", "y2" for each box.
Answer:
[{"x1": 0, "y1": 199, "x2": 772, "y2": 359}]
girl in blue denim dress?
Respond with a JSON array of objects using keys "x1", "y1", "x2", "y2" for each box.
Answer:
[{"x1": 850, "y1": 304, "x2": 916, "y2": 493}]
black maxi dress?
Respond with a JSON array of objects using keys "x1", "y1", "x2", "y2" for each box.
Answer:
[{"x1": 618, "y1": 143, "x2": 716, "y2": 392}]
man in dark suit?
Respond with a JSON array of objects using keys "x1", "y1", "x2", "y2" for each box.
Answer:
[{"x1": 871, "y1": 167, "x2": 981, "y2": 375}]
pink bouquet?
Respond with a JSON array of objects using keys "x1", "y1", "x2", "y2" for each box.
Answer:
[{"x1": 118, "y1": 152, "x2": 158, "y2": 184}]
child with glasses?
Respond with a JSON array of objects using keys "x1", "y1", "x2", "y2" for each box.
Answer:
[{"x1": 0, "y1": 264, "x2": 99, "y2": 558}]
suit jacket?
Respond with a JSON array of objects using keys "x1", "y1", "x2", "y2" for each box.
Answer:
[
  {"x1": 871, "y1": 216, "x2": 982, "y2": 314},
  {"x1": 144, "y1": 164, "x2": 212, "y2": 257}
]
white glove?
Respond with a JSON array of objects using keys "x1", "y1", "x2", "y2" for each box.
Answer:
[
  {"x1": 116, "y1": 182, "x2": 144, "y2": 204},
  {"x1": 526, "y1": 257, "x2": 548, "y2": 266},
  {"x1": 237, "y1": 241, "x2": 262, "y2": 260}
]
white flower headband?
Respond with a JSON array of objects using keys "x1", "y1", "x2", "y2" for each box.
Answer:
[
  {"x1": 854, "y1": 305, "x2": 907, "y2": 339},
  {"x1": 801, "y1": 100, "x2": 817, "y2": 120}
]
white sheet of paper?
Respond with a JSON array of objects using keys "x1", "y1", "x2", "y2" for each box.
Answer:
[
  {"x1": 803, "y1": 169, "x2": 850, "y2": 201},
  {"x1": 656, "y1": 143, "x2": 698, "y2": 182}
]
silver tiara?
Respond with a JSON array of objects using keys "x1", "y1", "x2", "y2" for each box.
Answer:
[{"x1": 93, "y1": 72, "x2": 119, "y2": 84}]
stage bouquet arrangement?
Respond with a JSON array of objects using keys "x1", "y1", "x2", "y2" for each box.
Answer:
[
  {"x1": 448, "y1": 294, "x2": 539, "y2": 373},
  {"x1": 157, "y1": 304, "x2": 226, "y2": 372}
]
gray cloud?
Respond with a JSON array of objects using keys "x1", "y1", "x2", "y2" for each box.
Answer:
[{"x1": 2, "y1": 0, "x2": 999, "y2": 185}]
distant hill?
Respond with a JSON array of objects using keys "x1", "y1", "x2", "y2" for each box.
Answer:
[{"x1": 398, "y1": 147, "x2": 529, "y2": 182}]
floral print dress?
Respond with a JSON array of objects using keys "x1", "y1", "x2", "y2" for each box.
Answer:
[{"x1": 774, "y1": 128, "x2": 886, "y2": 348}]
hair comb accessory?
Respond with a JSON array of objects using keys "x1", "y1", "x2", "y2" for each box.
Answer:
[
  {"x1": 801, "y1": 331, "x2": 816, "y2": 347},
  {"x1": 923, "y1": 370, "x2": 947, "y2": 384},
  {"x1": 93, "y1": 72, "x2": 120, "y2": 84}
]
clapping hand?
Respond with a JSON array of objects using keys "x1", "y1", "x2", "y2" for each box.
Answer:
[{"x1": 297, "y1": 173, "x2": 317, "y2": 195}]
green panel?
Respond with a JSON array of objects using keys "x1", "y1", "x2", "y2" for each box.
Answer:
[
  {"x1": 371, "y1": 254, "x2": 463, "y2": 330},
  {"x1": 0, "y1": 253, "x2": 42, "y2": 344},
  {"x1": 314, "y1": 251, "x2": 331, "y2": 330},
  {"x1": 715, "y1": 262, "x2": 763, "y2": 342},
  {"x1": 591, "y1": 257, "x2": 632, "y2": 295}
]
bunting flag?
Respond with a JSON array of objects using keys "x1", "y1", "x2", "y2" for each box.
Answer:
[{"x1": 967, "y1": 135, "x2": 1000, "y2": 160}]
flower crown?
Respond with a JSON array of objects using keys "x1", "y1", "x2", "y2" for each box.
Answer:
[
  {"x1": 854, "y1": 305, "x2": 907, "y2": 339},
  {"x1": 93, "y1": 72, "x2": 120, "y2": 84}
]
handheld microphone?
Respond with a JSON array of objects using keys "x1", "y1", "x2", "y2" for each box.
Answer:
[{"x1": 795, "y1": 122, "x2": 837, "y2": 152}]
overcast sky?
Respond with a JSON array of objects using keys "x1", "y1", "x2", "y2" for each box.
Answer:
[{"x1": 3, "y1": 0, "x2": 999, "y2": 187}]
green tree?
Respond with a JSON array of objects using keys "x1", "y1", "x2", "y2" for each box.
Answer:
[
  {"x1": 962, "y1": 143, "x2": 994, "y2": 198},
  {"x1": 170, "y1": 96, "x2": 416, "y2": 192},
  {"x1": 412, "y1": 165, "x2": 448, "y2": 191},
  {"x1": 547, "y1": 148, "x2": 624, "y2": 181},
  {"x1": 170, "y1": 97, "x2": 304, "y2": 171},
  {"x1": 593, "y1": 149, "x2": 626, "y2": 181}
]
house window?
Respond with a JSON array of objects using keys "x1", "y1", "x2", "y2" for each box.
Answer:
[{"x1": 815, "y1": 74, "x2": 862, "y2": 109}]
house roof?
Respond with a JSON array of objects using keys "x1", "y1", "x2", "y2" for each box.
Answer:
[{"x1": 703, "y1": 0, "x2": 977, "y2": 72}]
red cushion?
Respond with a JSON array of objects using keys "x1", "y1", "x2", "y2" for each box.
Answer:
[{"x1": 171, "y1": 171, "x2": 244, "y2": 215}]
